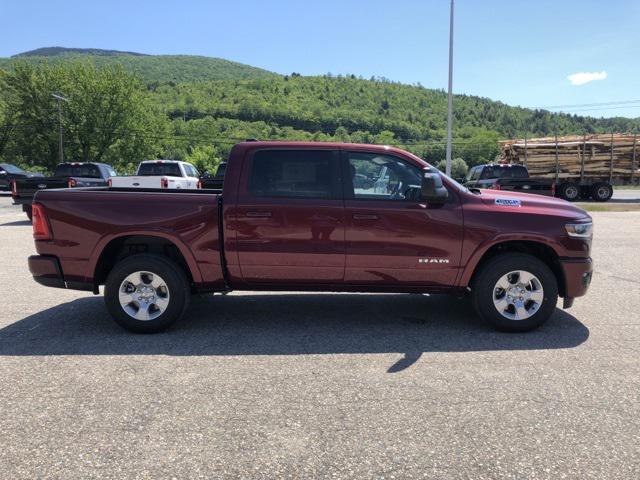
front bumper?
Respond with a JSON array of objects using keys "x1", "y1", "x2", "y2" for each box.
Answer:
[
  {"x1": 560, "y1": 257, "x2": 593, "y2": 302},
  {"x1": 28, "y1": 255, "x2": 94, "y2": 291}
]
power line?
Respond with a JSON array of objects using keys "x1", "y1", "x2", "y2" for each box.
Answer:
[{"x1": 541, "y1": 99, "x2": 640, "y2": 110}]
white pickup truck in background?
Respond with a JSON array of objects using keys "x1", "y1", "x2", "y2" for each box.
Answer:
[{"x1": 108, "y1": 160, "x2": 200, "y2": 189}]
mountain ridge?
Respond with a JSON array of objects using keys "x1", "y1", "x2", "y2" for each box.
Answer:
[{"x1": 13, "y1": 47, "x2": 149, "y2": 57}]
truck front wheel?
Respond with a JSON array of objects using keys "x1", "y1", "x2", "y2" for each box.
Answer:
[
  {"x1": 104, "y1": 254, "x2": 190, "y2": 333},
  {"x1": 471, "y1": 253, "x2": 558, "y2": 332}
]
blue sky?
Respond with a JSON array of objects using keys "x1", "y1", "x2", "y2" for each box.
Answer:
[{"x1": 2, "y1": 0, "x2": 639, "y2": 118}]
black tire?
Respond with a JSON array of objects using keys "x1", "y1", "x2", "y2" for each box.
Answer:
[
  {"x1": 104, "y1": 254, "x2": 190, "y2": 333},
  {"x1": 24, "y1": 205, "x2": 32, "y2": 222},
  {"x1": 590, "y1": 182, "x2": 613, "y2": 202},
  {"x1": 559, "y1": 182, "x2": 580, "y2": 202},
  {"x1": 471, "y1": 253, "x2": 558, "y2": 332}
]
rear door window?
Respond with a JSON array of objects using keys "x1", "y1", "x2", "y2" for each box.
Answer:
[{"x1": 248, "y1": 150, "x2": 338, "y2": 199}]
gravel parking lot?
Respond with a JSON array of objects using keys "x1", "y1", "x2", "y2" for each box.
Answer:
[{"x1": 0, "y1": 194, "x2": 638, "y2": 479}]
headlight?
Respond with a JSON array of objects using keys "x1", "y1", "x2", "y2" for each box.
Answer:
[{"x1": 565, "y1": 222, "x2": 593, "y2": 238}]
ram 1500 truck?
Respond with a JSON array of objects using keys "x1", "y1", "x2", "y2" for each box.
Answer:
[
  {"x1": 109, "y1": 160, "x2": 200, "y2": 189},
  {"x1": 12, "y1": 162, "x2": 116, "y2": 220},
  {"x1": 28, "y1": 141, "x2": 593, "y2": 333}
]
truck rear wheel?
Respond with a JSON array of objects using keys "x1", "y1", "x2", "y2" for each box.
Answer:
[
  {"x1": 559, "y1": 182, "x2": 580, "y2": 201},
  {"x1": 104, "y1": 254, "x2": 190, "y2": 333},
  {"x1": 471, "y1": 253, "x2": 558, "y2": 332},
  {"x1": 590, "y1": 182, "x2": 613, "y2": 202}
]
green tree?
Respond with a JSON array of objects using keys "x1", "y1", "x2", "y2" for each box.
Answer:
[
  {"x1": 185, "y1": 145, "x2": 223, "y2": 175},
  {"x1": 436, "y1": 158, "x2": 469, "y2": 179},
  {"x1": 0, "y1": 61, "x2": 167, "y2": 172}
]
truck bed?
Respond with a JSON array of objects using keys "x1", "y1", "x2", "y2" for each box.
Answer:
[{"x1": 33, "y1": 187, "x2": 225, "y2": 290}]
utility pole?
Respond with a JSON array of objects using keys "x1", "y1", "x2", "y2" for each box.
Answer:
[
  {"x1": 51, "y1": 94, "x2": 69, "y2": 163},
  {"x1": 445, "y1": 0, "x2": 455, "y2": 176}
]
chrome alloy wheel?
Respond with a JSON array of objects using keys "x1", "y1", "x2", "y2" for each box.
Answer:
[
  {"x1": 118, "y1": 271, "x2": 170, "y2": 321},
  {"x1": 492, "y1": 270, "x2": 544, "y2": 321}
]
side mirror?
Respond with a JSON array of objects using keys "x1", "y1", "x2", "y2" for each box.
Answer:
[{"x1": 421, "y1": 170, "x2": 449, "y2": 204}]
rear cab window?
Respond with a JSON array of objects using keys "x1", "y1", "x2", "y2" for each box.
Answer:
[
  {"x1": 137, "y1": 162, "x2": 182, "y2": 177},
  {"x1": 54, "y1": 163, "x2": 101, "y2": 178},
  {"x1": 248, "y1": 149, "x2": 340, "y2": 199},
  {"x1": 500, "y1": 166, "x2": 528, "y2": 179}
]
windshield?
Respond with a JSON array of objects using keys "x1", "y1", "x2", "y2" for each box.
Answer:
[
  {"x1": 137, "y1": 163, "x2": 182, "y2": 177},
  {"x1": 0, "y1": 163, "x2": 26, "y2": 174}
]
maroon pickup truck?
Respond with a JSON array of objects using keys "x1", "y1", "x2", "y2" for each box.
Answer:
[{"x1": 28, "y1": 141, "x2": 593, "y2": 333}]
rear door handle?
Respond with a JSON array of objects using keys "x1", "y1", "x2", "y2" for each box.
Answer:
[
  {"x1": 246, "y1": 211, "x2": 272, "y2": 218},
  {"x1": 352, "y1": 213, "x2": 379, "y2": 220}
]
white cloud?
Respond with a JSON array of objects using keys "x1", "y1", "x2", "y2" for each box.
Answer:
[{"x1": 567, "y1": 71, "x2": 608, "y2": 86}]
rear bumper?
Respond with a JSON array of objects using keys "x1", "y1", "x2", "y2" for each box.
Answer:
[
  {"x1": 28, "y1": 255, "x2": 65, "y2": 289},
  {"x1": 28, "y1": 255, "x2": 93, "y2": 291},
  {"x1": 560, "y1": 257, "x2": 593, "y2": 300},
  {"x1": 12, "y1": 197, "x2": 32, "y2": 206}
]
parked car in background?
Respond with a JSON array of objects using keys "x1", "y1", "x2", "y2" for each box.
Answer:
[
  {"x1": 0, "y1": 163, "x2": 44, "y2": 191},
  {"x1": 28, "y1": 141, "x2": 592, "y2": 334},
  {"x1": 464, "y1": 164, "x2": 556, "y2": 197},
  {"x1": 11, "y1": 162, "x2": 116, "y2": 220},
  {"x1": 109, "y1": 160, "x2": 200, "y2": 189},
  {"x1": 198, "y1": 162, "x2": 226, "y2": 189}
]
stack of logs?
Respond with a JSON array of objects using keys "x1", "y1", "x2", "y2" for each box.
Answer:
[{"x1": 499, "y1": 134, "x2": 639, "y2": 181}]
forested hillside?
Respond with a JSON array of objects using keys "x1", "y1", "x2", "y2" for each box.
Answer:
[
  {"x1": 1, "y1": 50, "x2": 639, "y2": 175},
  {"x1": 0, "y1": 48, "x2": 276, "y2": 83}
]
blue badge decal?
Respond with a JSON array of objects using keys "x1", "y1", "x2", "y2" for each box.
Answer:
[{"x1": 495, "y1": 198, "x2": 521, "y2": 207}]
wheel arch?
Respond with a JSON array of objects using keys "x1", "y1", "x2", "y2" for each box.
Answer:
[
  {"x1": 461, "y1": 239, "x2": 566, "y2": 297},
  {"x1": 90, "y1": 233, "x2": 202, "y2": 291}
]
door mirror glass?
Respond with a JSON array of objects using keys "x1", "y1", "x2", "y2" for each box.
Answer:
[{"x1": 421, "y1": 170, "x2": 449, "y2": 203}]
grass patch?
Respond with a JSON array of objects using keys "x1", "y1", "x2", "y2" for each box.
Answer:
[
  {"x1": 577, "y1": 203, "x2": 640, "y2": 212},
  {"x1": 613, "y1": 185, "x2": 640, "y2": 190}
]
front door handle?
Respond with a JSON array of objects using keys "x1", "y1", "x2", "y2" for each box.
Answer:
[
  {"x1": 352, "y1": 213, "x2": 379, "y2": 220},
  {"x1": 246, "y1": 211, "x2": 272, "y2": 218}
]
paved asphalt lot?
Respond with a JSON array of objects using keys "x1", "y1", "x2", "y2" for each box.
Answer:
[{"x1": 0, "y1": 194, "x2": 638, "y2": 479}]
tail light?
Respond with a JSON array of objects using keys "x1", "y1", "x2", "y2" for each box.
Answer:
[
  {"x1": 160, "y1": 177, "x2": 169, "y2": 188},
  {"x1": 197, "y1": 179, "x2": 203, "y2": 189},
  {"x1": 68, "y1": 178, "x2": 77, "y2": 188},
  {"x1": 32, "y1": 203, "x2": 52, "y2": 240},
  {"x1": 108, "y1": 179, "x2": 112, "y2": 187},
  {"x1": 11, "y1": 180, "x2": 17, "y2": 196}
]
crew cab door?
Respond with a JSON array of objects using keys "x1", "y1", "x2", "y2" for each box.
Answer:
[
  {"x1": 234, "y1": 148, "x2": 345, "y2": 284},
  {"x1": 343, "y1": 151, "x2": 463, "y2": 289}
]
